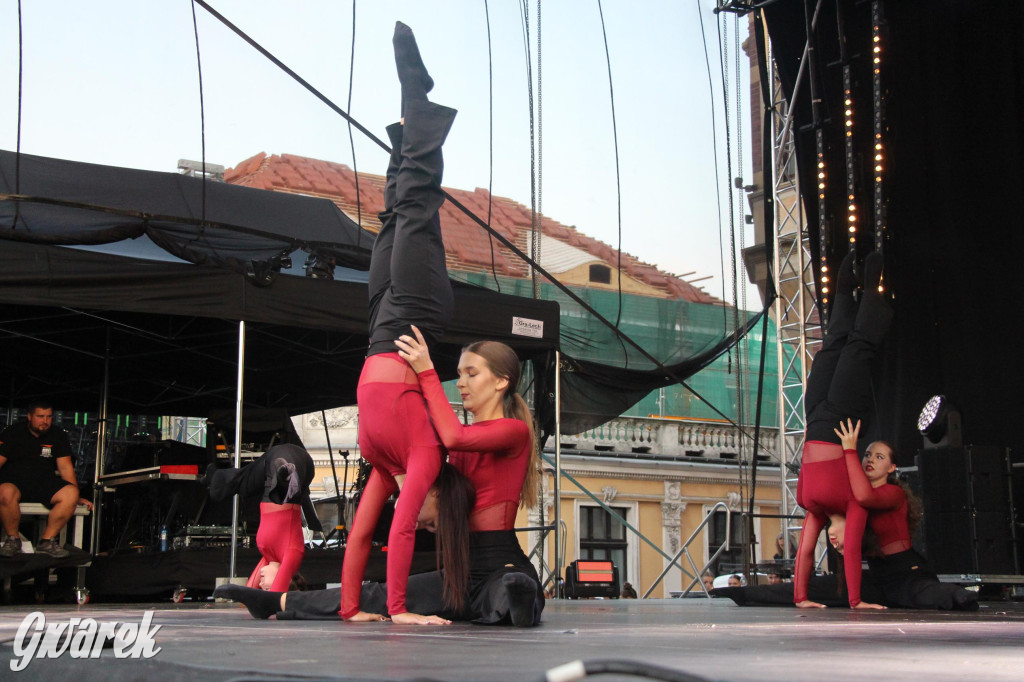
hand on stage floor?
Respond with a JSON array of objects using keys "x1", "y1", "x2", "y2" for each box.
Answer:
[
  {"x1": 394, "y1": 325, "x2": 434, "y2": 374},
  {"x1": 390, "y1": 611, "x2": 452, "y2": 626},
  {"x1": 346, "y1": 611, "x2": 391, "y2": 623},
  {"x1": 795, "y1": 600, "x2": 827, "y2": 609}
]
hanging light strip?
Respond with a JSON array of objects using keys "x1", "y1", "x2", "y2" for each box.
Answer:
[
  {"x1": 843, "y1": 64, "x2": 856, "y2": 249},
  {"x1": 817, "y1": 129, "x2": 829, "y2": 308},
  {"x1": 872, "y1": 1, "x2": 886, "y2": 261}
]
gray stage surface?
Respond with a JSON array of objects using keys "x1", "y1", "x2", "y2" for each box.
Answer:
[{"x1": 1, "y1": 598, "x2": 1022, "y2": 681}]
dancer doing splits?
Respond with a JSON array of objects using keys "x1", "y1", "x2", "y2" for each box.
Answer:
[
  {"x1": 215, "y1": 337, "x2": 545, "y2": 626},
  {"x1": 717, "y1": 423, "x2": 977, "y2": 611},
  {"x1": 793, "y1": 250, "x2": 892, "y2": 609},
  {"x1": 204, "y1": 444, "x2": 321, "y2": 591},
  {"x1": 340, "y1": 21, "x2": 471, "y2": 625},
  {"x1": 832, "y1": 419, "x2": 978, "y2": 610}
]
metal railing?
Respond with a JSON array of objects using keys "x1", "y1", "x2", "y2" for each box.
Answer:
[{"x1": 643, "y1": 502, "x2": 731, "y2": 599}]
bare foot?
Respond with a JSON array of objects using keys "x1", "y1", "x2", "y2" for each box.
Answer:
[
  {"x1": 853, "y1": 601, "x2": 887, "y2": 610},
  {"x1": 346, "y1": 610, "x2": 390, "y2": 622},
  {"x1": 795, "y1": 600, "x2": 827, "y2": 609},
  {"x1": 391, "y1": 611, "x2": 452, "y2": 625}
]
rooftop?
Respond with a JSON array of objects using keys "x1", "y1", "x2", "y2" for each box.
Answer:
[{"x1": 225, "y1": 152, "x2": 719, "y2": 304}]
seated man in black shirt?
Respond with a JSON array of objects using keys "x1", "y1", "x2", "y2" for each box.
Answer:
[{"x1": 0, "y1": 401, "x2": 86, "y2": 558}]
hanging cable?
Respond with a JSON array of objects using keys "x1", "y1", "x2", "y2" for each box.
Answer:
[
  {"x1": 718, "y1": 16, "x2": 741, "y2": 390},
  {"x1": 518, "y1": 1, "x2": 540, "y2": 298},
  {"x1": 803, "y1": 0, "x2": 830, "y2": 323},
  {"x1": 483, "y1": 0, "x2": 501, "y2": 291},
  {"x1": 718, "y1": 15, "x2": 745, "y2": 441},
  {"x1": 192, "y1": 0, "x2": 765, "y2": 437},
  {"x1": 346, "y1": 1, "x2": 363, "y2": 244},
  {"x1": 595, "y1": 0, "x2": 624, "y2": 330},
  {"x1": 11, "y1": 0, "x2": 23, "y2": 230},
  {"x1": 696, "y1": 1, "x2": 733, "y2": 374},
  {"x1": 189, "y1": 1, "x2": 208, "y2": 223},
  {"x1": 535, "y1": 0, "x2": 543, "y2": 300},
  {"x1": 735, "y1": 14, "x2": 746, "y2": 316}
]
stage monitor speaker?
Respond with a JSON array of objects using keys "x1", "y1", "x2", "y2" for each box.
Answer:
[
  {"x1": 564, "y1": 560, "x2": 620, "y2": 599},
  {"x1": 921, "y1": 511, "x2": 1016, "y2": 575},
  {"x1": 916, "y1": 446, "x2": 1010, "y2": 514},
  {"x1": 916, "y1": 445, "x2": 1017, "y2": 574}
]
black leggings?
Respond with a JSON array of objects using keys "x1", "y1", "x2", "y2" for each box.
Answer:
[
  {"x1": 366, "y1": 101, "x2": 456, "y2": 356},
  {"x1": 867, "y1": 550, "x2": 978, "y2": 610},
  {"x1": 804, "y1": 276, "x2": 892, "y2": 442},
  {"x1": 280, "y1": 531, "x2": 544, "y2": 625}
]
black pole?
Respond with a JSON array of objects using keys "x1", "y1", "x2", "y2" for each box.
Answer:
[
  {"x1": 745, "y1": 306, "x2": 772, "y2": 580},
  {"x1": 320, "y1": 410, "x2": 344, "y2": 542}
]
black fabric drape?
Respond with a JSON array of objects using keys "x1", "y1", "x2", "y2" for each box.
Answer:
[
  {"x1": 764, "y1": 0, "x2": 1024, "y2": 460},
  {"x1": 0, "y1": 241, "x2": 559, "y2": 417}
]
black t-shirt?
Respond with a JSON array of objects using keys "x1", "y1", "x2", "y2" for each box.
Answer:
[{"x1": 0, "y1": 421, "x2": 73, "y2": 484}]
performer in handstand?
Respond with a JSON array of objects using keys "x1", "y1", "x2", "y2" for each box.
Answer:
[
  {"x1": 204, "y1": 443, "x2": 321, "y2": 591},
  {"x1": 792, "y1": 250, "x2": 892, "y2": 609},
  {"x1": 215, "y1": 337, "x2": 545, "y2": 627},
  {"x1": 337, "y1": 21, "x2": 471, "y2": 625}
]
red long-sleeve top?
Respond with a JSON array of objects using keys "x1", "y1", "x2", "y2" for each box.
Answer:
[
  {"x1": 417, "y1": 369, "x2": 532, "y2": 532},
  {"x1": 844, "y1": 448, "x2": 911, "y2": 554},
  {"x1": 339, "y1": 368, "x2": 532, "y2": 619}
]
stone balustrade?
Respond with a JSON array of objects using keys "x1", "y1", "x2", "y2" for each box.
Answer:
[{"x1": 551, "y1": 416, "x2": 787, "y2": 462}]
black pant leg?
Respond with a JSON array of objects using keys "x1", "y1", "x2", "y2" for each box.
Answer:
[
  {"x1": 278, "y1": 571, "x2": 450, "y2": 620},
  {"x1": 466, "y1": 566, "x2": 544, "y2": 626},
  {"x1": 368, "y1": 101, "x2": 457, "y2": 354},
  {"x1": 368, "y1": 123, "x2": 407, "y2": 335},
  {"x1": 278, "y1": 587, "x2": 343, "y2": 620}
]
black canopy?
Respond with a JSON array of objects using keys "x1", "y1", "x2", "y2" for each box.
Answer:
[
  {"x1": 0, "y1": 149, "x2": 374, "y2": 272},
  {"x1": 0, "y1": 151, "x2": 559, "y2": 419}
]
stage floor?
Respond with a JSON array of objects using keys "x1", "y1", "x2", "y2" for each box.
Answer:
[{"x1": 2, "y1": 598, "x2": 1023, "y2": 681}]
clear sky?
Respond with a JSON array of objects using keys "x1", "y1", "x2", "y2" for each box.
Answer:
[{"x1": 0, "y1": 0, "x2": 758, "y2": 309}]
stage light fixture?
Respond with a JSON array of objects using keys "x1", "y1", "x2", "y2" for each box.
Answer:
[
  {"x1": 304, "y1": 252, "x2": 336, "y2": 280},
  {"x1": 917, "y1": 394, "x2": 963, "y2": 449}
]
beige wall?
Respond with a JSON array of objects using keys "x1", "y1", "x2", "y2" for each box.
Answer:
[{"x1": 554, "y1": 261, "x2": 667, "y2": 297}]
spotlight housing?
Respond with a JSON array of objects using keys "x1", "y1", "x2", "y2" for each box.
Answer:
[{"x1": 917, "y1": 394, "x2": 962, "y2": 449}]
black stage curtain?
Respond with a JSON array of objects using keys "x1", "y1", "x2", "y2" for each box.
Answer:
[
  {"x1": 765, "y1": 1, "x2": 1024, "y2": 460},
  {"x1": 85, "y1": 547, "x2": 439, "y2": 597}
]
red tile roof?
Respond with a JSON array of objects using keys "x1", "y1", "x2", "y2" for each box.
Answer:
[{"x1": 225, "y1": 153, "x2": 720, "y2": 303}]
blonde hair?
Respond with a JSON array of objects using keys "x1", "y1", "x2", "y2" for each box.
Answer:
[{"x1": 462, "y1": 340, "x2": 539, "y2": 508}]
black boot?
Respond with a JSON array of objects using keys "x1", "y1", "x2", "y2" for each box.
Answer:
[{"x1": 393, "y1": 21, "x2": 433, "y2": 115}]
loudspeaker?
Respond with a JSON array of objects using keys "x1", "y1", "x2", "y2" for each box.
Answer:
[{"x1": 916, "y1": 446, "x2": 1017, "y2": 574}]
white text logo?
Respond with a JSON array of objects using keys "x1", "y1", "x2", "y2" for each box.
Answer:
[
  {"x1": 511, "y1": 317, "x2": 544, "y2": 338},
  {"x1": 11, "y1": 611, "x2": 162, "y2": 672}
]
